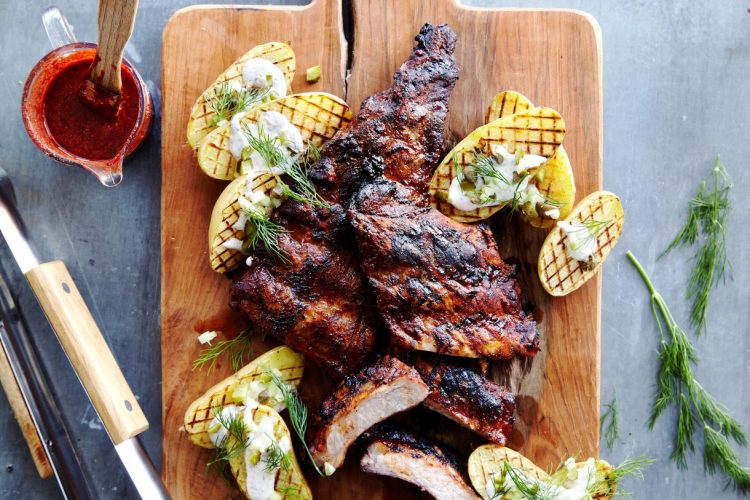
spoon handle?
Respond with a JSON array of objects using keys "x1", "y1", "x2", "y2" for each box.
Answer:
[{"x1": 90, "y1": 0, "x2": 139, "y2": 93}]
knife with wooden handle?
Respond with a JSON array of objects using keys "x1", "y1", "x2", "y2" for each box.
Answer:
[{"x1": 0, "y1": 167, "x2": 168, "y2": 499}]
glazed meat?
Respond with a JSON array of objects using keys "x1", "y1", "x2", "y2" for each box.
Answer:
[
  {"x1": 309, "y1": 356, "x2": 428, "y2": 469},
  {"x1": 360, "y1": 424, "x2": 478, "y2": 500},
  {"x1": 351, "y1": 184, "x2": 540, "y2": 358},
  {"x1": 231, "y1": 23, "x2": 460, "y2": 375},
  {"x1": 415, "y1": 358, "x2": 516, "y2": 444},
  {"x1": 348, "y1": 39, "x2": 540, "y2": 358}
]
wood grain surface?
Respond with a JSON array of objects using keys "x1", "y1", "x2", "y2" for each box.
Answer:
[
  {"x1": 25, "y1": 261, "x2": 149, "y2": 445},
  {"x1": 0, "y1": 343, "x2": 52, "y2": 478},
  {"x1": 161, "y1": 0, "x2": 602, "y2": 497}
]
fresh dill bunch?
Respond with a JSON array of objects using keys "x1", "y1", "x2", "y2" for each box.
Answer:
[
  {"x1": 600, "y1": 396, "x2": 619, "y2": 450},
  {"x1": 262, "y1": 434, "x2": 291, "y2": 473},
  {"x1": 628, "y1": 251, "x2": 750, "y2": 493},
  {"x1": 208, "y1": 82, "x2": 269, "y2": 125},
  {"x1": 660, "y1": 155, "x2": 732, "y2": 334},
  {"x1": 243, "y1": 204, "x2": 289, "y2": 262},
  {"x1": 193, "y1": 328, "x2": 255, "y2": 373},
  {"x1": 205, "y1": 407, "x2": 250, "y2": 480},
  {"x1": 270, "y1": 371, "x2": 325, "y2": 476}
]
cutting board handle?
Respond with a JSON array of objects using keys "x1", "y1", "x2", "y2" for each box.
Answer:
[{"x1": 25, "y1": 261, "x2": 148, "y2": 445}]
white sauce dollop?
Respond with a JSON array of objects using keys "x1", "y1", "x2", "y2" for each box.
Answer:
[
  {"x1": 557, "y1": 220, "x2": 598, "y2": 262},
  {"x1": 229, "y1": 111, "x2": 250, "y2": 160},
  {"x1": 242, "y1": 58, "x2": 287, "y2": 100},
  {"x1": 447, "y1": 144, "x2": 545, "y2": 211},
  {"x1": 245, "y1": 415, "x2": 291, "y2": 500}
]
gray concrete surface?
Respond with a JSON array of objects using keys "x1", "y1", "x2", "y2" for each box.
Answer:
[{"x1": 0, "y1": 0, "x2": 748, "y2": 498}]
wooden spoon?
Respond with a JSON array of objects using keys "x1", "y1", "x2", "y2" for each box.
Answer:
[{"x1": 79, "y1": 0, "x2": 139, "y2": 119}]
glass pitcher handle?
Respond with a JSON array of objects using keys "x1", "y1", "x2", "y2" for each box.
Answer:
[{"x1": 42, "y1": 7, "x2": 77, "y2": 49}]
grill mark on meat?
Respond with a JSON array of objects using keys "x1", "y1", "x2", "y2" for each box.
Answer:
[
  {"x1": 415, "y1": 358, "x2": 516, "y2": 444},
  {"x1": 231, "y1": 23, "x2": 460, "y2": 375},
  {"x1": 309, "y1": 356, "x2": 428, "y2": 469},
  {"x1": 360, "y1": 423, "x2": 478, "y2": 500}
]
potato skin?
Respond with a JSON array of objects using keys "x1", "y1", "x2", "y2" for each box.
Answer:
[
  {"x1": 187, "y1": 42, "x2": 295, "y2": 149},
  {"x1": 183, "y1": 346, "x2": 304, "y2": 448}
]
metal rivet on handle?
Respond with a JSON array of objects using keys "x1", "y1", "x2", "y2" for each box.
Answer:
[
  {"x1": 61, "y1": 282, "x2": 71, "y2": 294},
  {"x1": 124, "y1": 400, "x2": 133, "y2": 412}
]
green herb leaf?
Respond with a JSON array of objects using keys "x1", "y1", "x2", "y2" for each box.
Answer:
[
  {"x1": 660, "y1": 155, "x2": 732, "y2": 335},
  {"x1": 243, "y1": 204, "x2": 289, "y2": 263},
  {"x1": 600, "y1": 396, "x2": 619, "y2": 450},
  {"x1": 193, "y1": 328, "x2": 255, "y2": 373},
  {"x1": 628, "y1": 250, "x2": 749, "y2": 493},
  {"x1": 589, "y1": 456, "x2": 654, "y2": 499},
  {"x1": 270, "y1": 371, "x2": 325, "y2": 476},
  {"x1": 262, "y1": 434, "x2": 291, "y2": 473},
  {"x1": 208, "y1": 82, "x2": 270, "y2": 125},
  {"x1": 205, "y1": 407, "x2": 250, "y2": 481}
]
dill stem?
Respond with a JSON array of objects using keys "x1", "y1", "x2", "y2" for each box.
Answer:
[{"x1": 626, "y1": 251, "x2": 656, "y2": 296}]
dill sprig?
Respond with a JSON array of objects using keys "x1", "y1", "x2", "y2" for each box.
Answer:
[
  {"x1": 660, "y1": 155, "x2": 732, "y2": 335},
  {"x1": 471, "y1": 151, "x2": 513, "y2": 185},
  {"x1": 502, "y1": 461, "x2": 557, "y2": 500},
  {"x1": 628, "y1": 251, "x2": 750, "y2": 493},
  {"x1": 263, "y1": 434, "x2": 291, "y2": 473},
  {"x1": 208, "y1": 82, "x2": 269, "y2": 125},
  {"x1": 243, "y1": 204, "x2": 289, "y2": 262},
  {"x1": 243, "y1": 126, "x2": 329, "y2": 209},
  {"x1": 193, "y1": 328, "x2": 255, "y2": 373},
  {"x1": 205, "y1": 407, "x2": 250, "y2": 481},
  {"x1": 600, "y1": 396, "x2": 619, "y2": 450},
  {"x1": 270, "y1": 371, "x2": 325, "y2": 476},
  {"x1": 589, "y1": 456, "x2": 654, "y2": 499}
]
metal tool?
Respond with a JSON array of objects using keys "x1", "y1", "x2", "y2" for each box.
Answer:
[
  {"x1": 0, "y1": 167, "x2": 169, "y2": 500},
  {"x1": 0, "y1": 266, "x2": 95, "y2": 499}
]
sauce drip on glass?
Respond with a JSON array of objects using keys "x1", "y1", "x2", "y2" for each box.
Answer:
[{"x1": 42, "y1": 58, "x2": 139, "y2": 160}]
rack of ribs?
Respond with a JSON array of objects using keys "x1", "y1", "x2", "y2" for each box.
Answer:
[{"x1": 231, "y1": 23, "x2": 460, "y2": 375}]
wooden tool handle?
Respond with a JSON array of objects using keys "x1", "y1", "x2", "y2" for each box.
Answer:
[
  {"x1": 25, "y1": 261, "x2": 148, "y2": 445},
  {"x1": 91, "y1": 0, "x2": 139, "y2": 92},
  {"x1": 0, "y1": 344, "x2": 53, "y2": 478}
]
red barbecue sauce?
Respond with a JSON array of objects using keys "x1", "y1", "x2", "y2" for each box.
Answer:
[{"x1": 43, "y1": 59, "x2": 139, "y2": 160}]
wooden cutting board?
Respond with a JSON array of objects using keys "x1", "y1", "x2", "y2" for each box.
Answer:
[{"x1": 161, "y1": 1, "x2": 602, "y2": 498}]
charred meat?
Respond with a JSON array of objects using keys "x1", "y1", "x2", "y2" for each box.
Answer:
[
  {"x1": 415, "y1": 358, "x2": 516, "y2": 444},
  {"x1": 348, "y1": 31, "x2": 539, "y2": 359},
  {"x1": 231, "y1": 23, "x2": 460, "y2": 375},
  {"x1": 360, "y1": 424, "x2": 478, "y2": 500},
  {"x1": 309, "y1": 356, "x2": 428, "y2": 469}
]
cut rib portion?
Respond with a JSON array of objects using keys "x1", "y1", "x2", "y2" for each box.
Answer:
[
  {"x1": 231, "y1": 23, "x2": 459, "y2": 375},
  {"x1": 350, "y1": 180, "x2": 541, "y2": 359},
  {"x1": 309, "y1": 356, "x2": 428, "y2": 469},
  {"x1": 360, "y1": 424, "x2": 478, "y2": 500},
  {"x1": 415, "y1": 358, "x2": 516, "y2": 444}
]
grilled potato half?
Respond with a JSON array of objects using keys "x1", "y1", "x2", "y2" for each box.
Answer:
[
  {"x1": 429, "y1": 107, "x2": 565, "y2": 223},
  {"x1": 468, "y1": 445, "x2": 617, "y2": 499},
  {"x1": 183, "y1": 346, "x2": 304, "y2": 448},
  {"x1": 486, "y1": 91, "x2": 576, "y2": 228},
  {"x1": 538, "y1": 191, "x2": 624, "y2": 296},
  {"x1": 187, "y1": 42, "x2": 295, "y2": 149},
  {"x1": 208, "y1": 171, "x2": 279, "y2": 274},
  {"x1": 228, "y1": 404, "x2": 313, "y2": 500},
  {"x1": 197, "y1": 92, "x2": 352, "y2": 180}
]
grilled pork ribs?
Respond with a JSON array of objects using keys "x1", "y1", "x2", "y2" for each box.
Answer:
[{"x1": 231, "y1": 23, "x2": 466, "y2": 374}]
